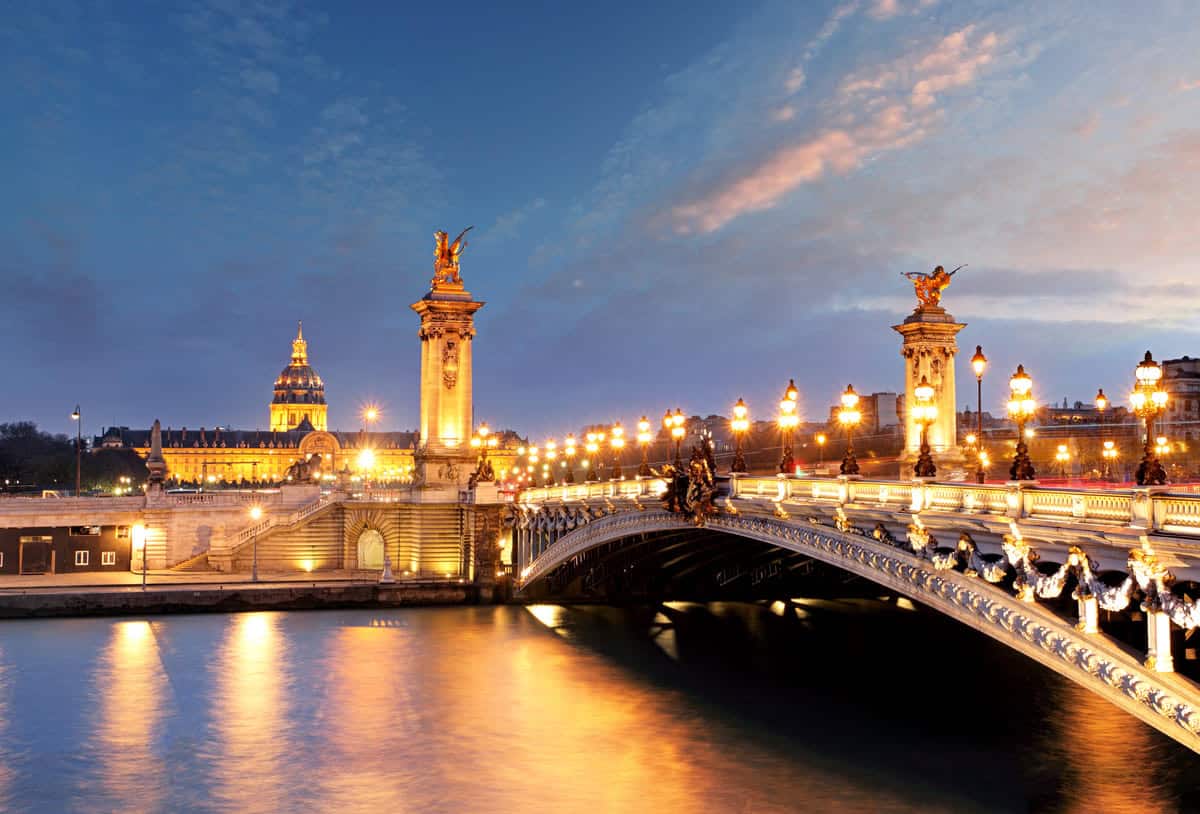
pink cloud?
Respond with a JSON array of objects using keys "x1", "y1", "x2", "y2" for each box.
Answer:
[
  {"x1": 1177, "y1": 78, "x2": 1200, "y2": 92},
  {"x1": 911, "y1": 27, "x2": 999, "y2": 108},
  {"x1": 671, "y1": 24, "x2": 1004, "y2": 234},
  {"x1": 869, "y1": 0, "x2": 901, "y2": 20},
  {"x1": 785, "y1": 67, "x2": 806, "y2": 93}
]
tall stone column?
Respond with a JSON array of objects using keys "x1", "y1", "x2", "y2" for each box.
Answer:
[
  {"x1": 893, "y1": 296, "x2": 966, "y2": 475},
  {"x1": 411, "y1": 228, "x2": 484, "y2": 489}
]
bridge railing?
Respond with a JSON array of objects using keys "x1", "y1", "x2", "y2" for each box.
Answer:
[{"x1": 723, "y1": 476, "x2": 1200, "y2": 536}]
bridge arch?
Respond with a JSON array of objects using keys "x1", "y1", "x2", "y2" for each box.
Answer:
[{"x1": 517, "y1": 507, "x2": 1200, "y2": 753}]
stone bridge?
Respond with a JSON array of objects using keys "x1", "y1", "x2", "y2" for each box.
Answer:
[{"x1": 512, "y1": 475, "x2": 1200, "y2": 753}]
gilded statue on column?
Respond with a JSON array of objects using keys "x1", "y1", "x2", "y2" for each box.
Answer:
[
  {"x1": 902, "y1": 264, "x2": 964, "y2": 308},
  {"x1": 431, "y1": 226, "x2": 473, "y2": 289}
]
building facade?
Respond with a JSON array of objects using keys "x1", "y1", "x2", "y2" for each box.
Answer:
[{"x1": 94, "y1": 324, "x2": 518, "y2": 486}]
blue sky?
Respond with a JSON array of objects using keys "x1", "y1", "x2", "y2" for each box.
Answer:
[{"x1": 4, "y1": 0, "x2": 1200, "y2": 439}]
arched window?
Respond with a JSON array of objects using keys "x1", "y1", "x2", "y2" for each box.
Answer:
[{"x1": 357, "y1": 528, "x2": 385, "y2": 569}]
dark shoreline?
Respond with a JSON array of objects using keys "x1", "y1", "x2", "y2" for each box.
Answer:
[{"x1": 0, "y1": 581, "x2": 505, "y2": 618}]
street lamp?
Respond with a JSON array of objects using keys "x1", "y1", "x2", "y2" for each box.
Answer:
[
  {"x1": 912, "y1": 376, "x2": 938, "y2": 479},
  {"x1": 815, "y1": 432, "x2": 827, "y2": 470},
  {"x1": 585, "y1": 433, "x2": 600, "y2": 481},
  {"x1": 1055, "y1": 443, "x2": 1071, "y2": 479},
  {"x1": 777, "y1": 379, "x2": 799, "y2": 475},
  {"x1": 564, "y1": 434, "x2": 577, "y2": 483},
  {"x1": 609, "y1": 423, "x2": 625, "y2": 480},
  {"x1": 1007, "y1": 364, "x2": 1037, "y2": 481},
  {"x1": 838, "y1": 384, "x2": 862, "y2": 476},
  {"x1": 131, "y1": 522, "x2": 147, "y2": 590},
  {"x1": 71, "y1": 405, "x2": 82, "y2": 496},
  {"x1": 668, "y1": 409, "x2": 686, "y2": 466},
  {"x1": 730, "y1": 398, "x2": 749, "y2": 474},
  {"x1": 970, "y1": 345, "x2": 988, "y2": 483},
  {"x1": 248, "y1": 504, "x2": 263, "y2": 582},
  {"x1": 1131, "y1": 350, "x2": 1168, "y2": 486},
  {"x1": 544, "y1": 438, "x2": 558, "y2": 485},
  {"x1": 636, "y1": 418, "x2": 652, "y2": 477},
  {"x1": 1102, "y1": 440, "x2": 1118, "y2": 481}
]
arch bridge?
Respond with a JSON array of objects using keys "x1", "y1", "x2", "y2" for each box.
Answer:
[{"x1": 512, "y1": 475, "x2": 1200, "y2": 753}]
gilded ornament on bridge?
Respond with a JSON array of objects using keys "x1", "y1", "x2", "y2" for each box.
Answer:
[
  {"x1": 442, "y1": 340, "x2": 459, "y2": 390},
  {"x1": 431, "y1": 227, "x2": 473, "y2": 290},
  {"x1": 902, "y1": 264, "x2": 963, "y2": 308}
]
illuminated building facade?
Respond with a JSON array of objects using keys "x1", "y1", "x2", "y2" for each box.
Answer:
[
  {"x1": 94, "y1": 324, "x2": 519, "y2": 486},
  {"x1": 270, "y1": 322, "x2": 328, "y2": 431}
]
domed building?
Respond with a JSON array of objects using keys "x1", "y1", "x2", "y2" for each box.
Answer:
[{"x1": 269, "y1": 323, "x2": 328, "y2": 431}]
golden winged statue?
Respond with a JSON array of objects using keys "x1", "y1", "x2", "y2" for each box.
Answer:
[
  {"x1": 431, "y1": 226, "x2": 473, "y2": 289},
  {"x1": 902, "y1": 264, "x2": 964, "y2": 308}
]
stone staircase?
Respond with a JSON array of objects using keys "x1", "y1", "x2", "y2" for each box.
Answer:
[{"x1": 171, "y1": 551, "x2": 219, "y2": 572}]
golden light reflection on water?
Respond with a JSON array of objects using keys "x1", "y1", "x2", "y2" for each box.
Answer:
[
  {"x1": 1042, "y1": 685, "x2": 1180, "y2": 813},
  {"x1": 314, "y1": 624, "x2": 413, "y2": 810},
  {"x1": 89, "y1": 620, "x2": 171, "y2": 811},
  {"x1": 345, "y1": 606, "x2": 921, "y2": 813},
  {"x1": 210, "y1": 612, "x2": 290, "y2": 814}
]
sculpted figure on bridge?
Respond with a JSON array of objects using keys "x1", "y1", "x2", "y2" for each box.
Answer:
[
  {"x1": 431, "y1": 226, "x2": 473, "y2": 289},
  {"x1": 902, "y1": 264, "x2": 963, "y2": 308}
]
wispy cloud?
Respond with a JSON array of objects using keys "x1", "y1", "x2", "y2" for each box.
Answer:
[{"x1": 670, "y1": 24, "x2": 1009, "y2": 234}]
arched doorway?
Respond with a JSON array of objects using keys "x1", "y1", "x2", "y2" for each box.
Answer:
[{"x1": 357, "y1": 528, "x2": 385, "y2": 569}]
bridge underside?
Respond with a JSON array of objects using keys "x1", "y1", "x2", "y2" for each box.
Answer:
[{"x1": 524, "y1": 527, "x2": 933, "y2": 604}]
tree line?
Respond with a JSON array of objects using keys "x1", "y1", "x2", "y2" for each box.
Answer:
[{"x1": 0, "y1": 422, "x2": 147, "y2": 493}]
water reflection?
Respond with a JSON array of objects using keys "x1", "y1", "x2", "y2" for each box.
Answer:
[
  {"x1": 85, "y1": 620, "x2": 172, "y2": 812},
  {"x1": 208, "y1": 612, "x2": 291, "y2": 814},
  {"x1": 1038, "y1": 686, "x2": 1181, "y2": 812},
  {"x1": 0, "y1": 602, "x2": 1197, "y2": 813}
]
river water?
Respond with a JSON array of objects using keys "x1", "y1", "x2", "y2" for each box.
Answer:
[{"x1": 0, "y1": 600, "x2": 1196, "y2": 813}]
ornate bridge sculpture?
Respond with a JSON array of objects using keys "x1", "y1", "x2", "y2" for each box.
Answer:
[{"x1": 511, "y1": 476, "x2": 1200, "y2": 753}]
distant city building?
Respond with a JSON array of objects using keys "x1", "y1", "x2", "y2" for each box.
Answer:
[
  {"x1": 1163, "y1": 356, "x2": 1200, "y2": 440},
  {"x1": 827, "y1": 392, "x2": 900, "y2": 435},
  {"x1": 92, "y1": 325, "x2": 518, "y2": 484}
]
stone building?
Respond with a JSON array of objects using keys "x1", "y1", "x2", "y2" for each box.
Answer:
[{"x1": 94, "y1": 323, "x2": 518, "y2": 486}]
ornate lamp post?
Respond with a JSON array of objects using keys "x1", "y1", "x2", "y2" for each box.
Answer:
[
  {"x1": 837, "y1": 384, "x2": 861, "y2": 476},
  {"x1": 970, "y1": 345, "x2": 988, "y2": 483},
  {"x1": 544, "y1": 439, "x2": 558, "y2": 485},
  {"x1": 585, "y1": 433, "x2": 600, "y2": 481},
  {"x1": 912, "y1": 376, "x2": 938, "y2": 479},
  {"x1": 1055, "y1": 444, "x2": 1071, "y2": 479},
  {"x1": 777, "y1": 379, "x2": 799, "y2": 475},
  {"x1": 248, "y1": 504, "x2": 263, "y2": 582},
  {"x1": 1101, "y1": 440, "x2": 1118, "y2": 481},
  {"x1": 1095, "y1": 388, "x2": 1109, "y2": 480},
  {"x1": 1131, "y1": 351, "x2": 1168, "y2": 486},
  {"x1": 730, "y1": 398, "x2": 749, "y2": 474},
  {"x1": 1007, "y1": 364, "x2": 1037, "y2": 481},
  {"x1": 564, "y1": 434, "x2": 577, "y2": 484},
  {"x1": 610, "y1": 423, "x2": 625, "y2": 480},
  {"x1": 636, "y1": 418, "x2": 652, "y2": 477},
  {"x1": 669, "y1": 409, "x2": 686, "y2": 466},
  {"x1": 71, "y1": 405, "x2": 82, "y2": 496},
  {"x1": 815, "y1": 432, "x2": 827, "y2": 470},
  {"x1": 527, "y1": 445, "x2": 540, "y2": 487}
]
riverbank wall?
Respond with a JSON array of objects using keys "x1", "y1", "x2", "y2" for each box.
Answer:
[{"x1": 0, "y1": 580, "x2": 506, "y2": 619}]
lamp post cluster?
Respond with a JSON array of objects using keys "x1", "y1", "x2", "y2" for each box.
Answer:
[
  {"x1": 1007, "y1": 364, "x2": 1037, "y2": 481},
  {"x1": 970, "y1": 346, "x2": 988, "y2": 483},
  {"x1": 636, "y1": 417, "x2": 653, "y2": 477},
  {"x1": 777, "y1": 380, "x2": 799, "y2": 474},
  {"x1": 507, "y1": 350, "x2": 1174, "y2": 491},
  {"x1": 1131, "y1": 350, "x2": 1168, "y2": 486},
  {"x1": 665, "y1": 408, "x2": 686, "y2": 466},
  {"x1": 730, "y1": 398, "x2": 749, "y2": 474},
  {"x1": 837, "y1": 385, "x2": 861, "y2": 476},
  {"x1": 912, "y1": 376, "x2": 938, "y2": 478}
]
